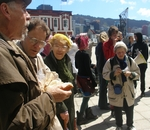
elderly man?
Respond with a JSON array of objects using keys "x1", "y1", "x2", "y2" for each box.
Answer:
[{"x1": 0, "y1": 0, "x2": 72, "y2": 130}]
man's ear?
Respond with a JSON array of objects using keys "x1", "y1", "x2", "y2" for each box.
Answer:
[{"x1": 0, "y1": 3, "x2": 11, "y2": 20}]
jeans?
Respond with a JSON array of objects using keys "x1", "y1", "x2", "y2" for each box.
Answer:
[{"x1": 80, "y1": 96, "x2": 90, "y2": 116}]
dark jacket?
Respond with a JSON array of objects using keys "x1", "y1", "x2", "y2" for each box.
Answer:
[
  {"x1": 75, "y1": 50, "x2": 97, "y2": 87},
  {"x1": 0, "y1": 36, "x2": 55, "y2": 130},
  {"x1": 132, "y1": 32, "x2": 149, "y2": 68},
  {"x1": 95, "y1": 42, "x2": 106, "y2": 73},
  {"x1": 44, "y1": 51, "x2": 75, "y2": 130}
]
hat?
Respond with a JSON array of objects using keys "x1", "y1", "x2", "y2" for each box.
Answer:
[
  {"x1": 99, "y1": 31, "x2": 108, "y2": 42},
  {"x1": 71, "y1": 36, "x2": 75, "y2": 41},
  {"x1": 50, "y1": 33, "x2": 71, "y2": 49},
  {"x1": 75, "y1": 35, "x2": 88, "y2": 50},
  {"x1": 0, "y1": 0, "x2": 31, "y2": 6},
  {"x1": 114, "y1": 41, "x2": 128, "y2": 52}
]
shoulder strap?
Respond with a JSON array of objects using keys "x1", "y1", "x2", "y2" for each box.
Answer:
[
  {"x1": 109, "y1": 57, "x2": 115, "y2": 85},
  {"x1": 128, "y1": 56, "x2": 132, "y2": 66},
  {"x1": 110, "y1": 57, "x2": 114, "y2": 71}
]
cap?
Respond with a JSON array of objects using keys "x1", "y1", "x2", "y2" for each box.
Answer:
[
  {"x1": 0, "y1": 0, "x2": 31, "y2": 6},
  {"x1": 75, "y1": 35, "x2": 88, "y2": 50},
  {"x1": 114, "y1": 41, "x2": 128, "y2": 52},
  {"x1": 71, "y1": 36, "x2": 75, "y2": 41}
]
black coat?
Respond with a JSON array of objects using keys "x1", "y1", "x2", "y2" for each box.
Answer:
[
  {"x1": 75, "y1": 50, "x2": 97, "y2": 87},
  {"x1": 132, "y1": 32, "x2": 149, "y2": 68}
]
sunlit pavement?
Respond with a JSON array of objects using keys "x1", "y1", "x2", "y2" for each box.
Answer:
[{"x1": 74, "y1": 46, "x2": 150, "y2": 130}]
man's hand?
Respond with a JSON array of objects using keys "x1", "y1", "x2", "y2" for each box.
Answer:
[{"x1": 45, "y1": 84, "x2": 72, "y2": 102}]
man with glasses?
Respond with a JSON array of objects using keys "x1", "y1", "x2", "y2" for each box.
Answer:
[
  {"x1": 0, "y1": 0, "x2": 72, "y2": 129},
  {"x1": 17, "y1": 19, "x2": 49, "y2": 59}
]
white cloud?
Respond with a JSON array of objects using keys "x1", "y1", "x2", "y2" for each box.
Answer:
[
  {"x1": 129, "y1": 6, "x2": 134, "y2": 10},
  {"x1": 61, "y1": 0, "x2": 90, "y2": 5},
  {"x1": 137, "y1": 8, "x2": 150, "y2": 17},
  {"x1": 120, "y1": 0, "x2": 126, "y2": 4},
  {"x1": 61, "y1": 0, "x2": 74, "y2": 5},
  {"x1": 141, "y1": 0, "x2": 150, "y2": 3},
  {"x1": 119, "y1": 0, "x2": 136, "y2": 11},
  {"x1": 102, "y1": 0, "x2": 115, "y2": 3},
  {"x1": 128, "y1": 1, "x2": 136, "y2": 6},
  {"x1": 120, "y1": 0, "x2": 136, "y2": 5},
  {"x1": 78, "y1": 0, "x2": 91, "y2": 2}
]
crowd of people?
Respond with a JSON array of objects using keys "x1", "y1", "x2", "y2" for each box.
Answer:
[{"x1": 0, "y1": 0, "x2": 149, "y2": 130}]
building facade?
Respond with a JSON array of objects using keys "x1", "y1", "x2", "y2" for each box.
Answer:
[{"x1": 27, "y1": 8, "x2": 73, "y2": 36}]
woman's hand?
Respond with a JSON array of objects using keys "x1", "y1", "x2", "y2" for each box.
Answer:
[
  {"x1": 114, "y1": 67, "x2": 122, "y2": 76},
  {"x1": 123, "y1": 71, "x2": 131, "y2": 77},
  {"x1": 60, "y1": 111, "x2": 69, "y2": 124}
]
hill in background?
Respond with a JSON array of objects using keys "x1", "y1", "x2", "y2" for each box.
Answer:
[{"x1": 73, "y1": 14, "x2": 150, "y2": 28}]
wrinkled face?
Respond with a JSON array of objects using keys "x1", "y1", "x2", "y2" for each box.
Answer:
[
  {"x1": 7, "y1": 1, "x2": 30, "y2": 39},
  {"x1": 52, "y1": 40, "x2": 69, "y2": 60},
  {"x1": 115, "y1": 47, "x2": 126, "y2": 60},
  {"x1": 22, "y1": 27, "x2": 47, "y2": 57}
]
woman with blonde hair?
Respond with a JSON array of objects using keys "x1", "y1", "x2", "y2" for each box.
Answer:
[
  {"x1": 95, "y1": 31, "x2": 109, "y2": 109},
  {"x1": 44, "y1": 33, "x2": 76, "y2": 130}
]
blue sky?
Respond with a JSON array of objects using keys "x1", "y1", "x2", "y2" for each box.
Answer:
[{"x1": 28, "y1": 0, "x2": 150, "y2": 21}]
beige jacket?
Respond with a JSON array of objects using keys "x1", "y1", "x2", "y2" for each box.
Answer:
[{"x1": 103, "y1": 55, "x2": 140, "y2": 107}]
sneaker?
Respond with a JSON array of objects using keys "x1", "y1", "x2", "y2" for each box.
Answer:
[
  {"x1": 116, "y1": 126, "x2": 123, "y2": 130},
  {"x1": 127, "y1": 126, "x2": 136, "y2": 130}
]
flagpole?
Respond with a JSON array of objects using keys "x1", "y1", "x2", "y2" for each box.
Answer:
[{"x1": 61, "y1": 0, "x2": 62, "y2": 10}]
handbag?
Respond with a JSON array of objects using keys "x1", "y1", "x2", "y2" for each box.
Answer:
[
  {"x1": 113, "y1": 84, "x2": 122, "y2": 94},
  {"x1": 77, "y1": 75, "x2": 96, "y2": 93}
]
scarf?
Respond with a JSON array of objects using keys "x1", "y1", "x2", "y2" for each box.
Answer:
[
  {"x1": 117, "y1": 56, "x2": 127, "y2": 83},
  {"x1": 57, "y1": 57, "x2": 74, "y2": 82}
]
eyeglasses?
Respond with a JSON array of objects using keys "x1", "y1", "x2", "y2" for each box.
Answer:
[
  {"x1": 27, "y1": 36, "x2": 46, "y2": 48},
  {"x1": 53, "y1": 44, "x2": 68, "y2": 51}
]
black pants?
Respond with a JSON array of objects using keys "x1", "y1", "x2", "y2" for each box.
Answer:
[
  {"x1": 139, "y1": 65, "x2": 147, "y2": 93},
  {"x1": 114, "y1": 99, "x2": 134, "y2": 127},
  {"x1": 98, "y1": 73, "x2": 108, "y2": 108}
]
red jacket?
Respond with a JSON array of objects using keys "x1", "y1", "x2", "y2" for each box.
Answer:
[{"x1": 103, "y1": 38, "x2": 115, "y2": 60}]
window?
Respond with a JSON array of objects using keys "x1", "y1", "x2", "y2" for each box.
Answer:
[
  {"x1": 54, "y1": 19, "x2": 57, "y2": 27},
  {"x1": 63, "y1": 19, "x2": 68, "y2": 28},
  {"x1": 41, "y1": 17, "x2": 48, "y2": 26}
]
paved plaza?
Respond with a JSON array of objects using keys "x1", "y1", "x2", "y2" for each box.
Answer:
[{"x1": 74, "y1": 46, "x2": 150, "y2": 130}]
